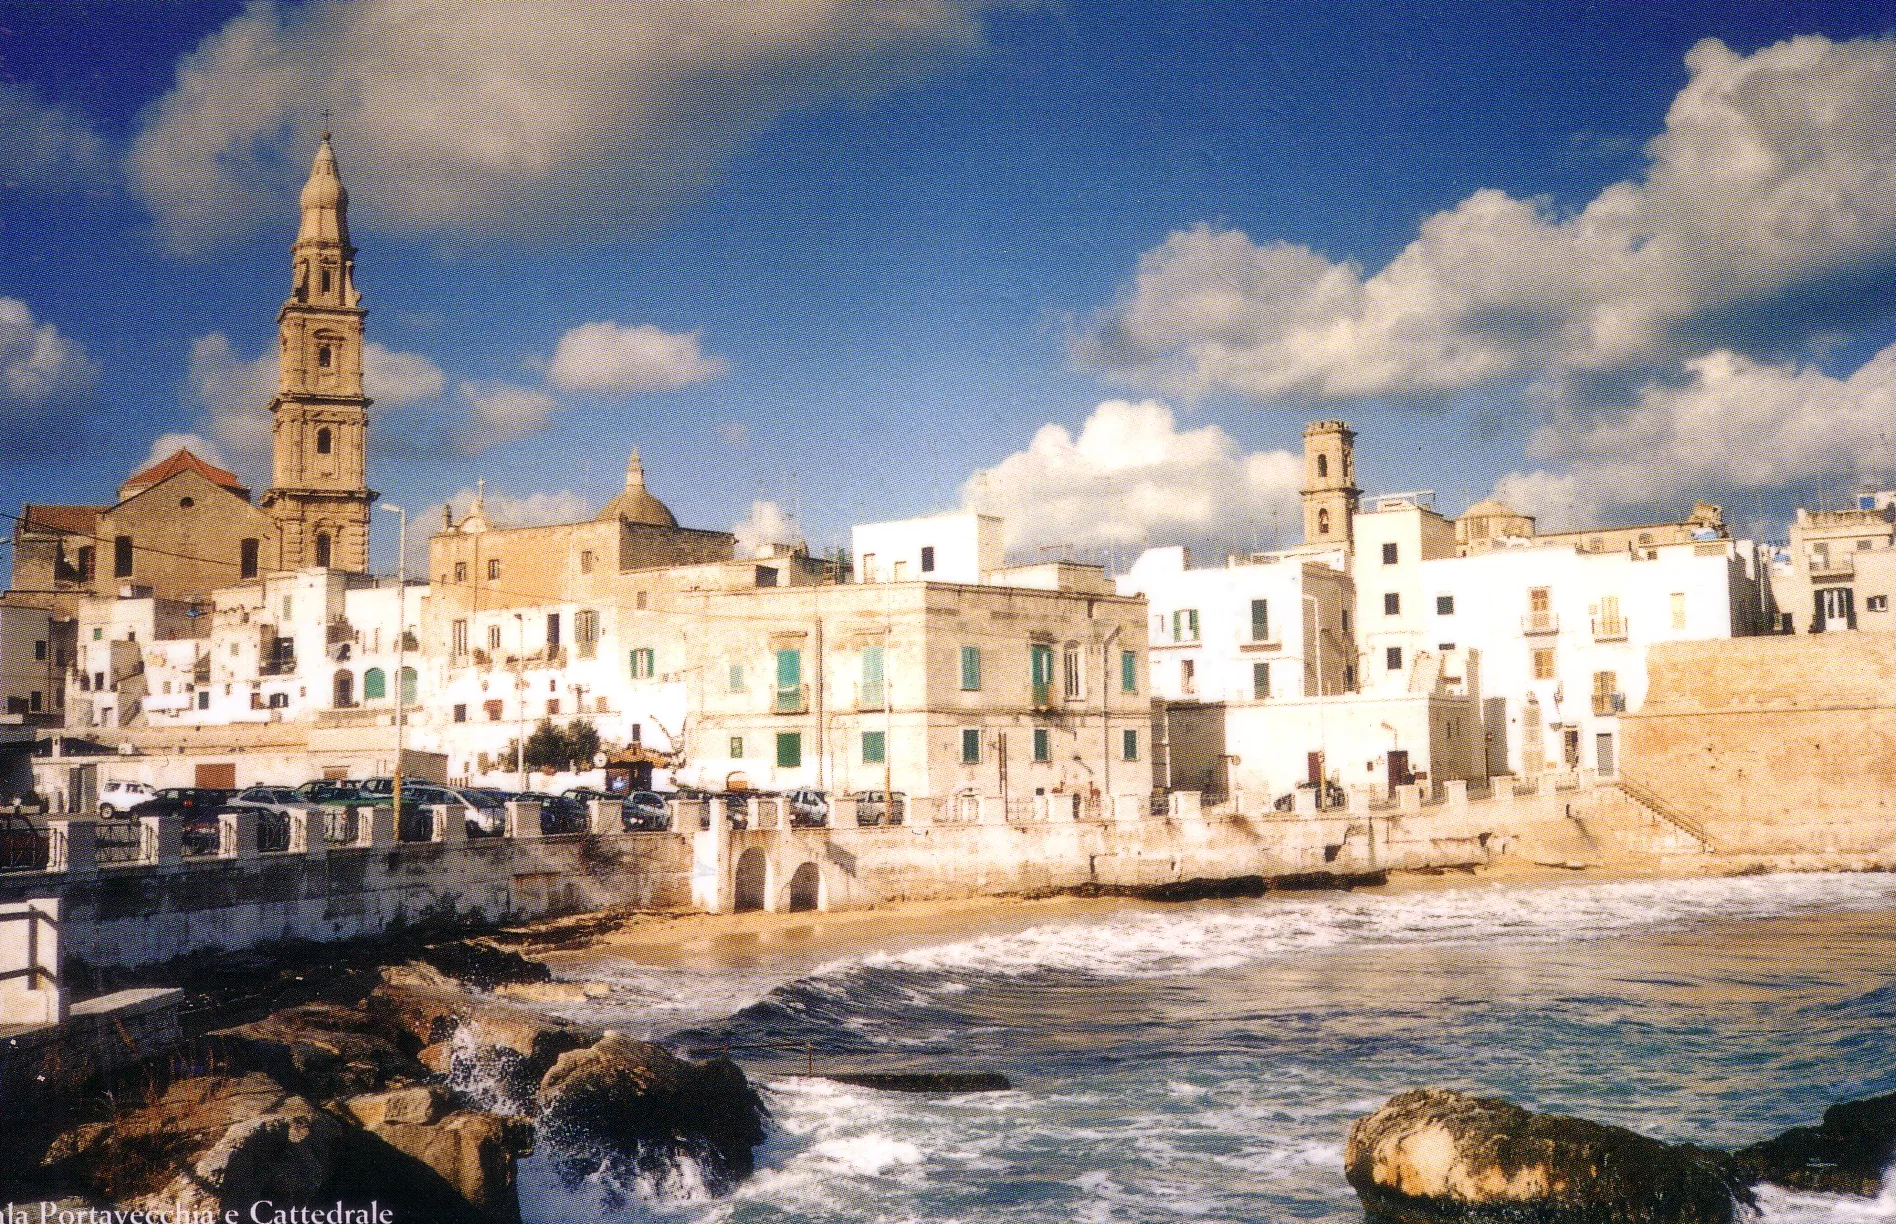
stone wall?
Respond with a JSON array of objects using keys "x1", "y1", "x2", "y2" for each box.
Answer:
[{"x1": 1621, "y1": 635, "x2": 1896, "y2": 853}]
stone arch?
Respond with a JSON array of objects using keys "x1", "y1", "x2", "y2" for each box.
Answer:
[
  {"x1": 333, "y1": 669, "x2": 354, "y2": 708},
  {"x1": 733, "y1": 848, "x2": 767, "y2": 913},
  {"x1": 314, "y1": 531, "x2": 333, "y2": 568},
  {"x1": 787, "y1": 862, "x2": 820, "y2": 912},
  {"x1": 316, "y1": 426, "x2": 333, "y2": 454}
]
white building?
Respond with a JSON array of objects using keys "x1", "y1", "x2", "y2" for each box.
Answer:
[{"x1": 853, "y1": 511, "x2": 1004, "y2": 585}]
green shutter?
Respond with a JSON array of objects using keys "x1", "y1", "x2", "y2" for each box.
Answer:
[
  {"x1": 1030, "y1": 644, "x2": 1054, "y2": 706},
  {"x1": 1120, "y1": 649, "x2": 1136, "y2": 694},
  {"x1": 960, "y1": 728, "x2": 981, "y2": 763},
  {"x1": 1032, "y1": 728, "x2": 1050, "y2": 762},
  {"x1": 1122, "y1": 729, "x2": 1138, "y2": 761},
  {"x1": 363, "y1": 668, "x2": 386, "y2": 700},
  {"x1": 862, "y1": 645, "x2": 885, "y2": 707},
  {"x1": 1253, "y1": 661, "x2": 1270, "y2": 700},
  {"x1": 862, "y1": 730, "x2": 886, "y2": 764},
  {"x1": 1251, "y1": 599, "x2": 1269, "y2": 642},
  {"x1": 960, "y1": 645, "x2": 981, "y2": 691},
  {"x1": 776, "y1": 731, "x2": 801, "y2": 768},
  {"x1": 399, "y1": 667, "x2": 417, "y2": 704},
  {"x1": 729, "y1": 736, "x2": 744, "y2": 758}
]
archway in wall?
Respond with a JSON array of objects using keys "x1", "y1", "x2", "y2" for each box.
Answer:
[
  {"x1": 333, "y1": 669, "x2": 353, "y2": 708},
  {"x1": 733, "y1": 848, "x2": 767, "y2": 913},
  {"x1": 787, "y1": 862, "x2": 820, "y2": 912}
]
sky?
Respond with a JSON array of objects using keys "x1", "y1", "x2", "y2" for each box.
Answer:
[{"x1": 4, "y1": 0, "x2": 1896, "y2": 574}]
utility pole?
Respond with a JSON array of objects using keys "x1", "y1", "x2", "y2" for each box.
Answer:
[{"x1": 382, "y1": 504, "x2": 407, "y2": 835}]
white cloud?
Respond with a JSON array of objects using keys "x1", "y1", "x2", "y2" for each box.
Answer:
[
  {"x1": 127, "y1": 0, "x2": 995, "y2": 252},
  {"x1": 961, "y1": 399, "x2": 1302, "y2": 555},
  {"x1": 0, "y1": 297, "x2": 97, "y2": 411},
  {"x1": 186, "y1": 333, "x2": 445, "y2": 462},
  {"x1": 547, "y1": 321, "x2": 729, "y2": 393},
  {"x1": 1491, "y1": 342, "x2": 1896, "y2": 528},
  {"x1": 734, "y1": 499, "x2": 804, "y2": 556},
  {"x1": 1079, "y1": 35, "x2": 1896, "y2": 401},
  {"x1": 144, "y1": 432, "x2": 231, "y2": 471},
  {"x1": 0, "y1": 82, "x2": 109, "y2": 191},
  {"x1": 456, "y1": 382, "x2": 562, "y2": 453}
]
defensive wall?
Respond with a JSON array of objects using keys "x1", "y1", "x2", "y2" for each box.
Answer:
[{"x1": 1621, "y1": 635, "x2": 1896, "y2": 854}]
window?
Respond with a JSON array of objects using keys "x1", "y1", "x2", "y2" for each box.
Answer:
[
  {"x1": 546, "y1": 613, "x2": 561, "y2": 650},
  {"x1": 1383, "y1": 592, "x2": 1400, "y2": 616},
  {"x1": 198, "y1": 690, "x2": 210, "y2": 710},
  {"x1": 1382, "y1": 542, "x2": 1398, "y2": 564},
  {"x1": 317, "y1": 346, "x2": 332, "y2": 370},
  {"x1": 920, "y1": 546, "x2": 935, "y2": 573},
  {"x1": 447, "y1": 619, "x2": 466, "y2": 659},
  {"x1": 454, "y1": 562, "x2": 467, "y2": 583},
  {"x1": 960, "y1": 645, "x2": 982, "y2": 691},
  {"x1": 575, "y1": 609, "x2": 598, "y2": 658},
  {"x1": 1032, "y1": 727, "x2": 1051, "y2": 762},
  {"x1": 728, "y1": 663, "x2": 747, "y2": 692},
  {"x1": 320, "y1": 267, "x2": 331, "y2": 294},
  {"x1": 776, "y1": 732, "x2": 802, "y2": 769},
  {"x1": 1062, "y1": 644, "x2": 1083, "y2": 699},
  {"x1": 1859, "y1": 538, "x2": 1875, "y2": 551},
  {"x1": 400, "y1": 667, "x2": 416, "y2": 704},
  {"x1": 1386, "y1": 646, "x2": 1403, "y2": 671},
  {"x1": 861, "y1": 645, "x2": 885, "y2": 707},
  {"x1": 1120, "y1": 649, "x2": 1137, "y2": 694},
  {"x1": 33, "y1": 640, "x2": 46, "y2": 662},
  {"x1": 1592, "y1": 670, "x2": 1619, "y2": 715},
  {"x1": 364, "y1": 667, "x2": 386, "y2": 700},
  {"x1": 1533, "y1": 647, "x2": 1557, "y2": 680},
  {"x1": 114, "y1": 535, "x2": 133, "y2": 578},
  {"x1": 1341, "y1": 609, "x2": 1351, "y2": 632},
  {"x1": 1317, "y1": 453, "x2": 1329, "y2": 478},
  {"x1": 1030, "y1": 643, "x2": 1055, "y2": 706},
  {"x1": 730, "y1": 736, "x2": 745, "y2": 758},
  {"x1": 630, "y1": 647, "x2": 656, "y2": 679},
  {"x1": 1870, "y1": 595, "x2": 1890, "y2": 612},
  {"x1": 960, "y1": 728, "x2": 982, "y2": 764},
  {"x1": 1180, "y1": 657, "x2": 1196, "y2": 695},
  {"x1": 453, "y1": 703, "x2": 467, "y2": 723},
  {"x1": 1436, "y1": 594, "x2": 1454, "y2": 616},
  {"x1": 315, "y1": 426, "x2": 332, "y2": 453},
  {"x1": 1253, "y1": 661, "x2": 1270, "y2": 700},
  {"x1": 1122, "y1": 729, "x2": 1139, "y2": 761},
  {"x1": 76, "y1": 546, "x2": 93, "y2": 580},
  {"x1": 29, "y1": 692, "x2": 41, "y2": 713},
  {"x1": 1251, "y1": 599, "x2": 1269, "y2": 642},
  {"x1": 487, "y1": 624, "x2": 502, "y2": 651},
  {"x1": 1171, "y1": 609, "x2": 1199, "y2": 642},
  {"x1": 776, "y1": 648, "x2": 802, "y2": 710},
  {"x1": 1317, "y1": 508, "x2": 1331, "y2": 535},
  {"x1": 1670, "y1": 592, "x2": 1687, "y2": 630},
  {"x1": 484, "y1": 699, "x2": 503, "y2": 722},
  {"x1": 1638, "y1": 532, "x2": 1653, "y2": 545},
  {"x1": 241, "y1": 538, "x2": 260, "y2": 579},
  {"x1": 861, "y1": 553, "x2": 876, "y2": 582},
  {"x1": 547, "y1": 699, "x2": 560, "y2": 716},
  {"x1": 487, "y1": 559, "x2": 501, "y2": 581},
  {"x1": 314, "y1": 533, "x2": 331, "y2": 568},
  {"x1": 863, "y1": 730, "x2": 887, "y2": 764},
  {"x1": 636, "y1": 591, "x2": 649, "y2": 610},
  {"x1": 580, "y1": 550, "x2": 595, "y2": 574}
]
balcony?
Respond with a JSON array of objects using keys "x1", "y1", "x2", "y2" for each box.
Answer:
[
  {"x1": 1592, "y1": 692, "x2": 1627, "y2": 717},
  {"x1": 1808, "y1": 553, "x2": 1855, "y2": 578},
  {"x1": 1591, "y1": 615, "x2": 1628, "y2": 642},
  {"x1": 1520, "y1": 610, "x2": 1559, "y2": 635},
  {"x1": 774, "y1": 684, "x2": 809, "y2": 714}
]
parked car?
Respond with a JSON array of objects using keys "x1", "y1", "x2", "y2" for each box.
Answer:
[
  {"x1": 848, "y1": 790, "x2": 906, "y2": 826},
  {"x1": 228, "y1": 786, "x2": 327, "y2": 851},
  {"x1": 0, "y1": 811, "x2": 48, "y2": 871},
  {"x1": 623, "y1": 790, "x2": 671, "y2": 832},
  {"x1": 96, "y1": 780, "x2": 154, "y2": 818},
  {"x1": 399, "y1": 783, "x2": 506, "y2": 837},
  {"x1": 496, "y1": 791, "x2": 588, "y2": 834},
  {"x1": 130, "y1": 788, "x2": 236, "y2": 854},
  {"x1": 294, "y1": 780, "x2": 378, "y2": 808},
  {"x1": 785, "y1": 788, "x2": 829, "y2": 828}
]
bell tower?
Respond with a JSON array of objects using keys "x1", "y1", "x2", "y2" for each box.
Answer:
[
  {"x1": 1301, "y1": 420, "x2": 1359, "y2": 549},
  {"x1": 261, "y1": 133, "x2": 376, "y2": 572}
]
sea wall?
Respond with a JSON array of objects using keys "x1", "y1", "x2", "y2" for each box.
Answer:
[{"x1": 1621, "y1": 636, "x2": 1896, "y2": 854}]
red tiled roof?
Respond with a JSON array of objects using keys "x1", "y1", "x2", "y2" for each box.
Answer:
[
  {"x1": 119, "y1": 448, "x2": 248, "y2": 499},
  {"x1": 20, "y1": 504, "x2": 105, "y2": 537}
]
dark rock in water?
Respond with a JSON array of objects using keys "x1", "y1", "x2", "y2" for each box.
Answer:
[
  {"x1": 369, "y1": 982, "x2": 598, "y2": 1105},
  {"x1": 1274, "y1": 869, "x2": 1388, "y2": 890},
  {"x1": 1735, "y1": 1090, "x2": 1896, "y2": 1196},
  {"x1": 417, "y1": 940, "x2": 553, "y2": 991},
  {"x1": 1345, "y1": 1087, "x2": 1751, "y2": 1224},
  {"x1": 208, "y1": 1002, "x2": 429, "y2": 1098},
  {"x1": 536, "y1": 1032, "x2": 767, "y2": 1192},
  {"x1": 821, "y1": 1071, "x2": 1011, "y2": 1094}
]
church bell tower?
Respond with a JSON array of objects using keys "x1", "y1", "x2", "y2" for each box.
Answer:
[
  {"x1": 261, "y1": 133, "x2": 376, "y2": 572},
  {"x1": 1301, "y1": 420, "x2": 1360, "y2": 550}
]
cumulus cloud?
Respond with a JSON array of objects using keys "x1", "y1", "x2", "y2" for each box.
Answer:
[
  {"x1": 144, "y1": 432, "x2": 231, "y2": 470},
  {"x1": 127, "y1": 0, "x2": 995, "y2": 252},
  {"x1": 734, "y1": 500, "x2": 804, "y2": 556},
  {"x1": 456, "y1": 382, "x2": 562, "y2": 453},
  {"x1": 1078, "y1": 35, "x2": 1896, "y2": 401},
  {"x1": 1491, "y1": 343, "x2": 1896, "y2": 529},
  {"x1": 961, "y1": 399, "x2": 1302, "y2": 555},
  {"x1": 0, "y1": 82, "x2": 110, "y2": 191},
  {"x1": 187, "y1": 333, "x2": 446, "y2": 462},
  {"x1": 0, "y1": 297, "x2": 98, "y2": 412},
  {"x1": 548, "y1": 322, "x2": 729, "y2": 392}
]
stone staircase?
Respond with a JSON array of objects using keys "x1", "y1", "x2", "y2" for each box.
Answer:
[{"x1": 1611, "y1": 775, "x2": 1715, "y2": 854}]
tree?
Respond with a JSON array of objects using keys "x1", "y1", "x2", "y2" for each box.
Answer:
[{"x1": 514, "y1": 718, "x2": 606, "y2": 772}]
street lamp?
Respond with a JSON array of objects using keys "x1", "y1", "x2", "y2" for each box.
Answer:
[{"x1": 381, "y1": 504, "x2": 407, "y2": 836}]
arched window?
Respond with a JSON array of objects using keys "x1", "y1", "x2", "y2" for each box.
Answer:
[
  {"x1": 363, "y1": 667, "x2": 386, "y2": 701},
  {"x1": 314, "y1": 533, "x2": 332, "y2": 568},
  {"x1": 1317, "y1": 453, "x2": 1329, "y2": 479},
  {"x1": 333, "y1": 670, "x2": 354, "y2": 708},
  {"x1": 399, "y1": 666, "x2": 417, "y2": 705},
  {"x1": 1317, "y1": 508, "x2": 1331, "y2": 535},
  {"x1": 316, "y1": 427, "x2": 332, "y2": 455},
  {"x1": 317, "y1": 345, "x2": 332, "y2": 369}
]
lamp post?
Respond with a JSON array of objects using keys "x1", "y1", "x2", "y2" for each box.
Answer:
[
  {"x1": 381, "y1": 504, "x2": 407, "y2": 835},
  {"x1": 1303, "y1": 591, "x2": 1327, "y2": 806},
  {"x1": 514, "y1": 612, "x2": 527, "y2": 790}
]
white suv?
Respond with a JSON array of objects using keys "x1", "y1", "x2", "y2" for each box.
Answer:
[{"x1": 97, "y1": 780, "x2": 154, "y2": 817}]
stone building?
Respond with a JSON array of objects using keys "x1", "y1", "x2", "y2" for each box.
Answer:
[{"x1": 1772, "y1": 498, "x2": 1896, "y2": 634}]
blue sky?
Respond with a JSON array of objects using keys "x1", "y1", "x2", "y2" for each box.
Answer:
[{"x1": 4, "y1": 0, "x2": 1896, "y2": 572}]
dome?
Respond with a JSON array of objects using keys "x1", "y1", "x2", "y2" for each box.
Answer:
[
  {"x1": 1462, "y1": 497, "x2": 1518, "y2": 519},
  {"x1": 597, "y1": 450, "x2": 677, "y2": 528}
]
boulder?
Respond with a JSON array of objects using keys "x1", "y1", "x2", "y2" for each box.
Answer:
[
  {"x1": 343, "y1": 1083, "x2": 454, "y2": 1128},
  {"x1": 536, "y1": 1032, "x2": 767, "y2": 1192},
  {"x1": 1345, "y1": 1088, "x2": 1750, "y2": 1224},
  {"x1": 209, "y1": 1001, "x2": 429, "y2": 1098},
  {"x1": 1735, "y1": 1090, "x2": 1896, "y2": 1196},
  {"x1": 369, "y1": 983, "x2": 597, "y2": 1066},
  {"x1": 350, "y1": 1110, "x2": 535, "y2": 1221}
]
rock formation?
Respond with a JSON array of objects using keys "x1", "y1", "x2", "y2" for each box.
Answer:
[{"x1": 1735, "y1": 1090, "x2": 1896, "y2": 1196}]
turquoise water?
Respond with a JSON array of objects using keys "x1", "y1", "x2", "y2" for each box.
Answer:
[{"x1": 514, "y1": 872, "x2": 1896, "y2": 1223}]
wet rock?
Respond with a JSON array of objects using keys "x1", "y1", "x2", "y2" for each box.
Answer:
[
  {"x1": 536, "y1": 1032, "x2": 767, "y2": 1192},
  {"x1": 1345, "y1": 1087, "x2": 1750, "y2": 1224},
  {"x1": 209, "y1": 1001, "x2": 428, "y2": 1098},
  {"x1": 1735, "y1": 1090, "x2": 1896, "y2": 1196},
  {"x1": 369, "y1": 981, "x2": 599, "y2": 1108},
  {"x1": 416, "y1": 940, "x2": 553, "y2": 990},
  {"x1": 343, "y1": 1083, "x2": 453, "y2": 1128}
]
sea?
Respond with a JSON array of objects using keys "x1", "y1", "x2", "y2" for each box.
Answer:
[{"x1": 497, "y1": 871, "x2": 1896, "y2": 1224}]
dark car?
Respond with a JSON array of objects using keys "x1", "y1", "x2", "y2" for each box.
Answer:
[
  {"x1": 623, "y1": 791, "x2": 671, "y2": 832},
  {"x1": 0, "y1": 811, "x2": 48, "y2": 871},
  {"x1": 399, "y1": 784, "x2": 506, "y2": 838},
  {"x1": 294, "y1": 780, "x2": 379, "y2": 808},
  {"x1": 130, "y1": 788, "x2": 236, "y2": 854},
  {"x1": 506, "y1": 791, "x2": 588, "y2": 834},
  {"x1": 848, "y1": 790, "x2": 906, "y2": 826}
]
